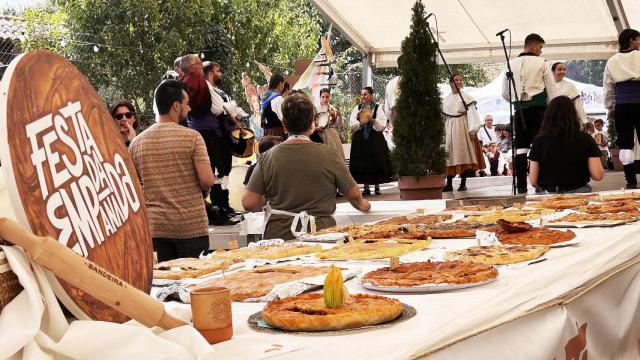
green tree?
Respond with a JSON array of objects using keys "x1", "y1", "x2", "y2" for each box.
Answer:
[
  {"x1": 437, "y1": 64, "x2": 489, "y2": 87},
  {"x1": 61, "y1": 0, "x2": 216, "y2": 113},
  {"x1": 212, "y1": 0, "x2": 320, "y2": 101},
  {"x1": 565, "y1": 60, "x2": 606, "y2": 86},
  {"x1": 391, "y1": 0, "x2": 445, "y2": 176},
  {"x1": 21, "y1": 1, "x2": 221, "y2": 115},
  {"x1": 20, "y1": 8, "x2": 69, "y2": 54},
  {"x1": 20, "y1": 0, "x2": 322, "y2": 116}
]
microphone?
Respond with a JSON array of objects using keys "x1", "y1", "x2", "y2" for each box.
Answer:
[{"x1": 495, "y1": 29, "x2": 509, "y2": 37}]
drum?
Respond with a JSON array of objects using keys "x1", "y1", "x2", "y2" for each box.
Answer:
[
  {"x1": 228, "y1": 164, "x2": 250, "y2": 211},
  {"x1": 359, "y1": 107, "x2": 373, "y2": 122},
  {"x1": 230, "y1": 128, "x2": 255, "y2": 158},
  {"x1": 316, "y1": 111, "x2": 329, "y2": 128}
]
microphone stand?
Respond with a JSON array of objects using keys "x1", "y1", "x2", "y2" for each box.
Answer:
[
  {"x1": 426, "y1": 14, "x2": 469, "y2": 193},
  {"x1": 497, "y1": 31, "x2": 526, "y2": 196},
  {"x1": 426, "y1": 17, "x2": 467, "y2": 111}
]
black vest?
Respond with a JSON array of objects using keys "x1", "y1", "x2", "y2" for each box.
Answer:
[{"x1": 262, "y1": 97, "x2": 283, "y2": 129}]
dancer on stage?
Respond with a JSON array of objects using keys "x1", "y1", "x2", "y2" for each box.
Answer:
[
  {"x1": 552, "y1": 62, "x2": 587, "y2": 124},
  {"x1": 260, "y1": 74, "x2": 286, "y2": 137},
  {"x1": 502, "y1": 33, "x2": 557, "y2": 193},
  {"x1": 349, "y1": 87, "x2": 393, "y2": 196},
  {"x1": 442, "y1": 74, "x2": 484, "y2": 192},
  {"x1": 315, "y1": 88, "x2": 344, "y2": 160},
  {"x1": 604, "y1": 28, "x2": 640, "y2": 188}
]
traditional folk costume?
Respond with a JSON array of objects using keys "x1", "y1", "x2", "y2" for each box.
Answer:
[
  {"x1": 207, "y1": 81, "x2": 247, "y2": 213},
  {"x1": 315, "y1": 102, "x2": 345, "y2": 161},
  {"x1": 260, "y1": 90, "x2": 286, "y2": 137},
  {"x1": 442, "y1": 90, "x2": 485, "y2": 191},
  {"x1": 556, "y1": 79, "x2": 588, "y2": 124},
  {"x1": 183, "y1": 71, "x2": 239, "y2": 221},
  {"x1": 349, "y1": 102, "x2": 393, "y2": 194},
  {"x1": 603, "y1": 48, "x2": 640, "y2": 187},
  {"x1": 502, "y1": 53, "x2": 558, "y2": 193}
]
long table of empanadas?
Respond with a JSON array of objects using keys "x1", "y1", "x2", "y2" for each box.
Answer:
[{"x1": 156, "y1": 191, "x2": 640, "y2": 359}]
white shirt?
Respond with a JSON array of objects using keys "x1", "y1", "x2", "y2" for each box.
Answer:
[
  {"x1": 477, "y1": 124, "x2": 499, "y2": 145},
  {"x1": 556, "y1": 79, "x2": 588, "y2": 123},
  {"x1": 442, "y1": 90, "x2": 481, "y2": 130},
  {"x1": 270, "y1": 95, "x2": 285, "y2": 121},
  {"x1": 502, "y1": 54, "x2": 557, "y2": 103},
  {"x1": 384, "y1": 76, "x2": 400, "y2": 118},
  {"x1": 350, "y1": 103, "x2": 387, "y2": 132},
  {"x1": 206, "y1": 80, "x2": 226, "y2": 116},
  {"x1": 603, "y1": 50, "x2": 640, "y2": 109},
  {"x1": 206, "y1": 80, "x2": 241, "y2": 118}
]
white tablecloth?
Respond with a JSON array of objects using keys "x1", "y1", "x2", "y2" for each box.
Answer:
[
  {"x1": 3, "y1": 197, "x2": 640, "y2": 359},
  {"x1": 187, "y1": 222, "x2": 640, "y2": 359}
]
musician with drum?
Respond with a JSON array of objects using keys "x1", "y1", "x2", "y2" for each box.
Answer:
[
  {"x1": 201, "y1": 61, "x2": 247, "y2": 219},
  {"x1": 315, "y1": 88, "x2": 344, "y2": 161}
]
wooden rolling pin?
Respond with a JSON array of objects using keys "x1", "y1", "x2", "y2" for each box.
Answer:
[{"x1": 0, "y1": 217, "x2": 187, "y2": 330}]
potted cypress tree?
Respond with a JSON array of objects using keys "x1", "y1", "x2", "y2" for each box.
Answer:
[{"x1": 391, "y1": 0, "x2": 446, "y2": 199}]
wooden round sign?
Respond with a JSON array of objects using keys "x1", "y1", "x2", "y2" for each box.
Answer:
[{"x1": 0, "y1": 50, "x2": 153, "y2": 322}]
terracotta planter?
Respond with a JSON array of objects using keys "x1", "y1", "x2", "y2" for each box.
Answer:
[
  {"x1": 398, "y1": 175, "x2": 444, "y2": 200},
  {"x1": 610, "y1": 148, "x2": 623, "y2": 171}
]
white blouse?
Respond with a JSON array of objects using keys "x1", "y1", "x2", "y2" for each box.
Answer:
[
  {"x1": 603, "y1": 50, "x2": 640, "y2": 109},
  {"x1": 556, "y1": 79, "x2": 588, "y2": 123},
  {"x1": 442, "y1": 90, "x2": 481, "y2": 130}
]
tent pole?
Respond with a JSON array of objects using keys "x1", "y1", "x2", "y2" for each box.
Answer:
[{"x1": 361, "y1": 53, "x2": 373, "y2": 88}]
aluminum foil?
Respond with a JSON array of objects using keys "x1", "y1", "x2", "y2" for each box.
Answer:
[{"x1": 155, "y1": 267, "x2": 360, "y2": 304}]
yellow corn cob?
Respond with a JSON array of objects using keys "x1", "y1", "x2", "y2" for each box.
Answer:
[{"x1": 323, "y1": 265, "x2": 344, "y2": 308}]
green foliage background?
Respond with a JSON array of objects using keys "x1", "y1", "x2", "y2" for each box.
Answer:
[
  {"x1": 20, "y1": 0, "x2": 320, "y2": 118},
  {"x1": 391, "y1": 0, "x2": 446, "y2": 176}
]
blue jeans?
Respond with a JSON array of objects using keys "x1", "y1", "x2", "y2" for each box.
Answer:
[{"x1": 540, "y1": 184, "x2": 592, "y2": 194}]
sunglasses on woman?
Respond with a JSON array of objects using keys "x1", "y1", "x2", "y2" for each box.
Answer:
[{"x1": 113, "y1": 112, "x2": 134, "y2": 120}]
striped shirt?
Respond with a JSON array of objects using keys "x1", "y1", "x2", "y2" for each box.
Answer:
[{"x1": 129, "y1": 122, "x2": 210, "y2": 238}]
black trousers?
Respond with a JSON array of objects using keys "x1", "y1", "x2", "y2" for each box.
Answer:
[
  {"x1": 197, "y1": 129, "x2": 233, "y2": 209},
  {"x1": 514, "y1": 106, "x2": 546, "y2": 149},
  {"x1": 197, "y1": 129, "x2": 232, "y2": 178},
  {"x1": 514, "y1": 105, "x2": 546, "y2": 190},
  {"x1": 210, "y1": 184, "x2": 231, "y2": 210},
  {"x1": 614, "y1": 103, "x2": 640, "y2": 150},
  {"x1": 153, "y1": 236, "x2": 210, "y2": 263},
  {"x1": 489, "y1": 159, "x2": 499, "y2": 176}
]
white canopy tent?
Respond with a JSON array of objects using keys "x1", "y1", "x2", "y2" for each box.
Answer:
[
  {"x1": 385, "y1": 73, "x2": 605, "y2": 125},
  {"x1": 308, "y1": 0, "x2": 640, "y2": 68}
]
